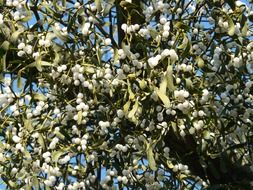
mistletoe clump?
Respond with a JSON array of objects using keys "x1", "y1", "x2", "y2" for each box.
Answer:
[{"x1": 0, "y1": 0, "x2": 253, "y2": 189}]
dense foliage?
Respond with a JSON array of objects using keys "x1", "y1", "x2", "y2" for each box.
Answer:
[{"x1": 0, "y1": 0, "x2": 253, "y2": 189}]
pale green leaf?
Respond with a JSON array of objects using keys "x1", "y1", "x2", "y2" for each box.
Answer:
[
  {"x1": 225, "y1": 13, "x2": 235, "y2": 36},
  {"x1": 159, "y1": 72, "x2": 167, "y2": 94},
  {"x1": 85, "y1": 67, "x2": 95, "y2": 73},
  {"x1": 23, "y1": 149, "x2": 31, "y2": 160},
  {"x1": 24, "y1": 119, "x2": 32, "y2": 132},
  {"x1": 123, "y1": 100, "x2": 131, "y2": 114},
  {"x1": 149, "y1": 29, "x2": 159, "y2": 39},
  {"x1": 128, "y1": 100, "x2": 138, "y2": 119},
  {"x1": 155, "y1": 88, "x2": 170, "y2": 108},
  {"x1": 127, "y1": 80, "x2": 135, "y2": 100},
  {"x1": 34, "y1": 93, "x2": 47, "y2": 101},
  {"x1": 185, "y1": 78, "x2": 193, "y2": 89},
  {"x1": 38, "y1": 133, "x2": 45, "y2": 150},
  {"x1": 52, "y1": 151, "x2": 63, "y2": 162},
  {"x1": 31, "y1": 177, "x2": 40, "y2": 190},
  {"x1": 139, "y1": 79, "x2": 147, "y2": 90},
  {"x1": 17, "y1": 70, "x2": 23, "y2": 89},
  {"x1": 55, "y1": 131, "x2": 65, "y2": 140},
  {"x1": 10, "y1": 29, "x2": 23, "y2": 43},
  {"x1": 242, "y1": 22, "x2": 248, "y2": 36},
  {"x1": 167, "y1": 161, "x2": 174, "y2": 169},
  {"x1": 41, "y1": 61, "x2": 52, "y2": 66},
  {"x1": 178, "y1": 34, "x2": 189, "y2": 50},
  {"x1": 146, "y1": 142, "x2": 157, "y2": 171},
  {"x1": 35, "y1": 59, "x2": 42, "y2": 72},
  {"x1": 0, "y1": 41, "x2": 10, "y2": 51},
  {"x1": 77, "y1": 110, "x2": 82, "y2": 125},
  {"x1": 166, "y1": 65, "x2": 176, "y2": 91},
  {"x1": 96, "y1": 47, "x2": 102, "y2": 65},
  {"x1": 113, "y1": 48, "x2": 119, "y2": 64},
  {"x1": 203, "y1": 130, "x2": 211, "y2": 140},
  {"x1": 0, "y1": 53, "x2": 7, "y2": 73},
  {"x1": 95, "y1": 0, "x2": 102, "y2": 12},
  {"x1": 196, "y1": 56, "x2": 204, "y2": 68}
]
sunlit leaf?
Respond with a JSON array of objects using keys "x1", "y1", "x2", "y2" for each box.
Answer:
[
  {"x1": 128, "y1": 99, "x2": 138, "y2": 119},
  {"x1": 24, "y1": 118, "x2": 32, "y2": 132},
  {"x1": 225, "y1": 13, "x2": 235, "y2": 36},
  {"x1": 166, "y1": 65, "x2": 176, "y2": 91},
  {"x1": 127, "y1": 80, "x2": 135, "y2": 100},
  {"x1": 155, "y1": 88, "x2": 170, "y2": 108},
  {"x1": 0, "y1": 40, "x2": 10, "y2": 51},
  {"x1": 52, "y1": 151, "x2": 64, "y2": 163},
  {"x1": 77, "y1": 110, "x2": 82, "y2": 125},
  {"x1": 146, "y1": 141, "x2": 157, "y2": 171},
  {"x1": 95, "y1": 0, "x2": 102, "y2": 12},
  {"x1": 159, "y1": 72, "x2": 167, "y2": 94},
  {"x1": 123, "y1": 100, "x2": 131, "y2": 114},
  {"x1": 34, "y1": 93, "x2": 47, "y2": 101},
  {"x1": 38, "y1": 133, "x2": 46, "y2": 150},
  {"x1": 196, "y1": 56, "x2": 205, "y2": 68}
]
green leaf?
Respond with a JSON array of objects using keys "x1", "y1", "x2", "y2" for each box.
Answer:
[
  {"x1": 149, "y1": 29, "x2": 159, "y2": 39},
  {"x1": 24, "y1": 119, "x2": 32, "y2": 132},
  {"x1": 167, "y1": 161, "x2": 174, "y2": 169},
  {"x1": 203, "y1": 130, "x2": 211, "y2": 140},
  {"x1": 23, "y1": 149, "x2": 32, "y2": 160},
  {"x1": 185, "y1": 78, "x2": 193, "y2": 89},
  {"x1": 196, "y1": 56, "x2": 204, "y2": 68},
  {"x1": 85, "y1": 66, "x2": 95, "y2": 73},
  {"x1": 40, "y1": 61, "x2": 52, "y2": 67},
  {"x1": 52, "y1": 151, "x2": 63, "y2": 162},
  {"x1": 0, "y1": 41, "x2": 10, "y2": 51},
  {"x1": 53, "y1": 0, "x2": 66, "y2": 11},
  {"x1": 34, "y1": 93, "x2": 47, "y2": 101},
  {"x1": 139, "y1": 79, "x2": 147, "y2": 90},
  {"x1": 103, "y1": 0, "x2": 115, "y2": 16},
  {"x1": 31, "y1": 177, "x2": 40, "y2": 190},
  {"x1": 174, "y1": 21, "x2": 190, "y2": 31},
  {"x1": 178, "y1": 34, "x2": 188, "y2": 50},
  {"x1": 10, "y1": 29, "x2": 23, "y2": 43},
  {"x1": 113, "y1": 48, "x2": 119, "y2": 64},
  {"x1": 35, "y1": 59, "x2": 42, "y2": 72},
  {"x1": 128, "y1": 100, "x2": 138, "y2": 119},
  {"x1": 166, "y1": 65, "x2": 176, "y2": 91},
  {"x1": 17, "y1": 71, "x2": 23, "y2": 89},
  {"x1": 127, "y1": 80, "x2": 135, "y2": 100},
  {"x1": 155, "y1": 88, "x2": 170, "y2": 108},
  {"x1": 95, "y1": 0, "x2": 102, "y2": 12},
  {"x1": 242, "y1": 21, "x2": 248, "y2": 36},
  {"x1": 77, "y1": 111, "x2": 82, "y2": 125},
  {"x1": 38, "y1": 133, "x2": 46, "y2": 150},
  {"x1": 146, "y1": 142, "x2": 157, "y2": 171},
  {"x1": 0, "y1": 52, "x2": 6, "y2": 73},
  {"x1": 55, "y1": 131, "x2": 65, "y2": 140},
  {"x1": 225, "y1": 13, "x2": 235, "y2": 36},
  {"x1": 52, "y1": 26, "x2": 69, "y2": 42},
  {"x1": 123, "y1": 100, "x2": 131, "y2": 114},
  {"x1": 159, "y1": 72, "x2": 167, "y2": 94},
  {"x1": 1, "y1": 176, "x2": 16, "y2": 188}
]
